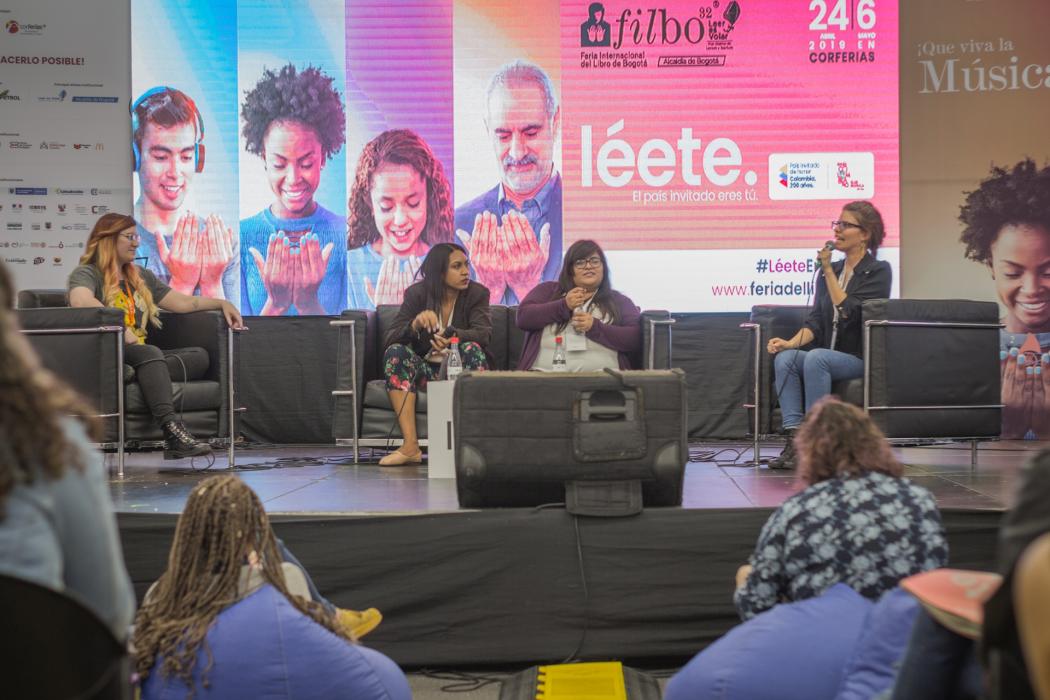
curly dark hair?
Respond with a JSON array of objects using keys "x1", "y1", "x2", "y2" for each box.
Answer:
[
  {"x1": 794, "y1": 396, "x2": 902, "y2": 486},
  {"x1": 959, "y1": 158, "x2": 1050, "y2": 264},
  {"x1": 346, "y1": 129, "x2": 453, "y2": 249},
  {"x1": 241, "y1": 64, "x2": 346, "y2": 160}
]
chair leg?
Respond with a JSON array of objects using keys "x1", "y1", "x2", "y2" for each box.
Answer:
[{"x1": 970, "y1": 439, "x2": 978, "y2": 473}]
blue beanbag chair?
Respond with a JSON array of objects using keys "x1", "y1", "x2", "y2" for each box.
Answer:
[
  {"x1": 665, "y1": 584, "x2": 873, "y2": 700},
  {"x1": 141, "y1": 584, "x2": 410, "y2": 700},
  {"x1": 834, "y1": 587, "x2": 920, "y2": 700}
]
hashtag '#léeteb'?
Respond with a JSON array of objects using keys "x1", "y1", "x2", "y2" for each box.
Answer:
[{"x1": 755, "y1": 259, "x2": 768, "y2": 273}]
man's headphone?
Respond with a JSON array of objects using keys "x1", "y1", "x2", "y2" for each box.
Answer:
[{"x1": 131, "y1": 86, "x2": 206, "y2": 173}]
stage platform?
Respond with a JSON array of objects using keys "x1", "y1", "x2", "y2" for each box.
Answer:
[{"x1": 110, "y1": 440, "x2": 1034, "y2": 668}]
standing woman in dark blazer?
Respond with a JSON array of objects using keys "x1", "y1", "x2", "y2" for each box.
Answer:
[
  {"x1": 765, "y1": 201, "x2": 893, "y2": 469},
  {"x1": 380, "y1": 242, "x2": 491, "y2": 466},
  {"x1": 516, "y1": 239, "x2": 641, "y2": 371}
]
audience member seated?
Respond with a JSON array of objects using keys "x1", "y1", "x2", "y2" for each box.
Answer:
[
  {"x1": 68, "y1": 213, "x2": 245, "y2": 459},
  {"x1": 734, "y1": 397, "x2": 948, "y2": 620},
  {"x1": 379, "y1": 242, "x2": 491, "y2": 466},
  {"x1": 0, "y1": 260, "x2": 136, "y2": 638},
  {"x1": 516, "y1": 239, "x2": 641, "y2": 371},
  {"x1": 133, "y1": 475, "x2": 408, "y2": 700}
]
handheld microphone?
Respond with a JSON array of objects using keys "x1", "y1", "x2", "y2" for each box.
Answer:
[{"x1": 823, "y1": 240, "x2": 835, "y2": 252}]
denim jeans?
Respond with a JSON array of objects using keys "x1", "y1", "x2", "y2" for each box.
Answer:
[
  {"x1": 889, "y1": 609, "x2": 982, "y2": 700},
  {"x1": 276, "y1": 538, "x2": 334, "y2": 614},
  {"x1": 773, "y1": 348, "x2": 864, "y2": 429}
]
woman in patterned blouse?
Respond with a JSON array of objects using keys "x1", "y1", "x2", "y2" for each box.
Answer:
[{"x1": 734, "y1": 397, "x2": 948, "y2": 620}]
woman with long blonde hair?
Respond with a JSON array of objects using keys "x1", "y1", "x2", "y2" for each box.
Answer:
[
  {"x1": 0, "y1": 260, "x2": 135, "y2": 637},
  {"x1": 69, "y1": 212, "x2": 244, "y2": 458}
]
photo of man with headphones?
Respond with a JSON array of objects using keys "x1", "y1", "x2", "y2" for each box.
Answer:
[{"x1": 132, "y1": 86, "x2": 239, "y2": 303}]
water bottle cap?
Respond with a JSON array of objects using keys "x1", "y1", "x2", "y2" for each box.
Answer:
[
  {"x1": 555, "y1": 336, "x2": 564, "y2": 344},
  {"x1": 450, "y1": 336, "x2": 459, "y2": 344}
]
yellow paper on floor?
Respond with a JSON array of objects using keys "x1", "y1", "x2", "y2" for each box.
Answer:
[{"x1": 536, "y1": 661, "x2": 627, "y2": 700}]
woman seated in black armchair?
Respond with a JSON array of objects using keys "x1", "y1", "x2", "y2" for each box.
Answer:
[
  {"x1": 380, "y1": 242, "x2": 491, "y2": 466},
  {"x1": 68, "y1": 213, "x2": 244, "y2": 459},
  {"x1": 516, "y1": 239, "x2": 641, "y2": 371}
]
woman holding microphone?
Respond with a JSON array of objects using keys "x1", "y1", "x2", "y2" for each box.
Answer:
[{"x1": 766, "y1": 201, "x2": 892, "y2": 470}]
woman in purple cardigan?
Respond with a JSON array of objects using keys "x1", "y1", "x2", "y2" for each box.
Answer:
[{"x1": 516, "y1": 239, "x2": 641, "y2": 371}]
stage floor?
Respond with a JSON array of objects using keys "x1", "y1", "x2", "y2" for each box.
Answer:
[{"x1": 107, "y1": 439, "x2": 1040, "y2": 515}]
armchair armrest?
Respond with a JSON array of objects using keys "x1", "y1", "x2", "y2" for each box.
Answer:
[
  {"x1": 641, "y1": 310, "x2": 674, "y2": 370},
  {"x1": 746, "y1": 305, "x2": 810, "y2": 436},
  {"x1": 16, "y1": 307, "x2": 125, "y2": 418},
  {"x1": 332, "y1": 309, "x2": 369, "y2": 444}
]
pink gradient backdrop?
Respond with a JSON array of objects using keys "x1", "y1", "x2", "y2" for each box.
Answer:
[{"x1": 560, "y1": 0, "x2": 900, "y2": 251}]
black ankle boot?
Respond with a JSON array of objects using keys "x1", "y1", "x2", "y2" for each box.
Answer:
[
  {"x1": 162, "y1": 420, "x2": 212, "y2": 460},
  {"x1": 768, "y1": 431, "x2": 798, "y2": 470}
]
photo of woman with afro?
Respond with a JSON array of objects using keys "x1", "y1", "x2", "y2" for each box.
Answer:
[
  {"x1": 960, "y1": 158, "x2": 1050, "y2": 439},
  {"x1": 239, "y1": 64, "x2": 348, "y2": 316}
]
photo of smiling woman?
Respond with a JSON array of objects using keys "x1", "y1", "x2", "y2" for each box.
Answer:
[
  {"x1": 960, "y1": 158, "x2": 1050, "y2": 439},
  {"x1": 346, "y1": 129, "x2": 454, "y2": 310},
  {"x1": 239, "y1": 64, "x2": 347, "y2": 316}
]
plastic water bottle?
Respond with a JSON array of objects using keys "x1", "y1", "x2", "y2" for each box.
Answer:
[
  {"x1": 446, "y1": 336, "x2": 463, "y2": 381},
  {"x1": 552, "y1": 336, "x2": 568, "y2": 372}
]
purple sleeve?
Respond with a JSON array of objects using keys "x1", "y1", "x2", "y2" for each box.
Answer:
[
  {"x1": 516, "y1": 282, "x2": 571, "y2": 331},
  {"x1": 585, "y1": 293, "x2": 642, "y2": 353}
]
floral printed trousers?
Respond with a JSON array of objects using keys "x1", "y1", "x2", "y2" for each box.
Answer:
[{"x1": 383, "y1": 341, "x2": 487, "y2": 393}]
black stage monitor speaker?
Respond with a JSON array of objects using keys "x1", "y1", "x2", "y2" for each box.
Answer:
[{"x1": 453, "y1": 369, "x2": 688, "y2": 511}]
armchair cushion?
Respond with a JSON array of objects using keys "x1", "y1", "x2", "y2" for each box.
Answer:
[
  {"x1": 833, "y1": 378, "x2": 865, "y2": 407},
  {"x1": 126, "y1": 380, "x2": 222, "y2": 415},
  {"x1": 16, "y1": 288, "x2": 69, "y2": 309},
  {"x1": 364, "y1": 379, "x2": 427, "y2": 411}
]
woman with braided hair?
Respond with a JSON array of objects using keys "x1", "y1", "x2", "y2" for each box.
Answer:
[
  {"x1": 0, "y1": 260, "x2": 135, "y2": 637},
  {"x1": 134, "y1": 475, "x2": 406, "y2": 700}
]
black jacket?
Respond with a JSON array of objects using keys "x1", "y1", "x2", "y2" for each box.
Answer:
[
  {"x1": 804, "y1": 252, "x2": 892, "y2": 358},
  {"x1": 384, "y1": 280, "x2": 492, "y2": 358}
]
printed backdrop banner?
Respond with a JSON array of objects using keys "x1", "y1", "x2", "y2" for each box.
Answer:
[
  {"x1": 562, "y1": 0, "x2": 900, "y2": 311},
  {"x1": 900, "y1": 0, "x2": 1050, "y2": 440},
  {"x1": 128, "y1": 0, "x2": 900, "y2": 314},
  {"x1": 0, "y1": 0, "x2": 132, "y2": 291}
]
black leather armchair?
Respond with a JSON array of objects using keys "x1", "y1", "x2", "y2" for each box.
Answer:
[
  {"x1": 742, "y1": 299, "x2": 1001, "y2": 465},
  {"x1": 16, "y1": 289, "x2": 240, "y2": 475},
  {"x1": 331, "y1": 306, "x2": 673, "y2": 460}
]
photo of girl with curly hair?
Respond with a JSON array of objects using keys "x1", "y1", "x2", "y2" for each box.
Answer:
[
  {"x1": 346, "y1": 129, "x2": 454, "y2": 310},
  {"x1": 239, "y1": 64, "x2": 348, "y2": 316},
  {"x1": 960, "y1": 158, "x2": 1050, "y2": 439}
]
